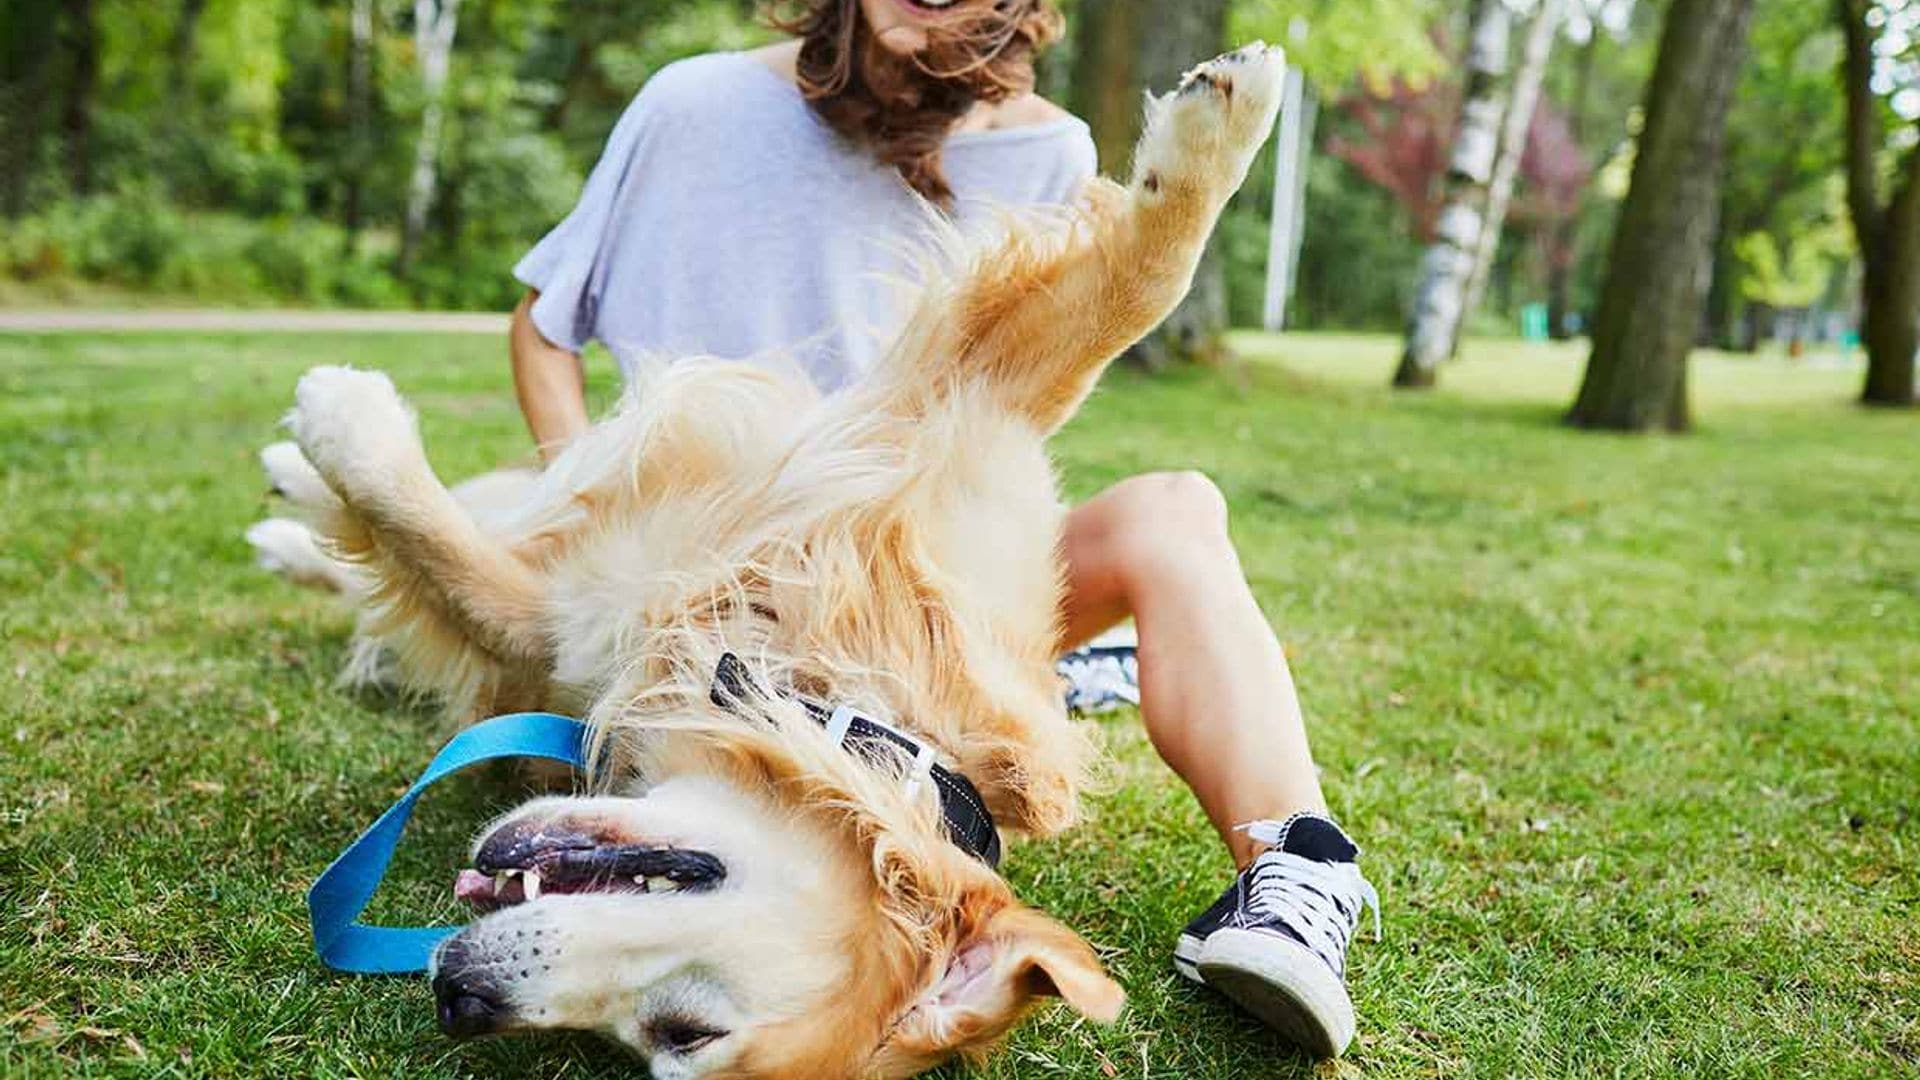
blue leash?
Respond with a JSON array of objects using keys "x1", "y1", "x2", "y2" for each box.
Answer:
[{"x1": 306, "y1": 712, "x2": 590, "y2": 975}]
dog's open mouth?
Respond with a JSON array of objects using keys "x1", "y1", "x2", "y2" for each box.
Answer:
[{"x1": 454, "y1": 826, "x2": 726, "y2": 912}]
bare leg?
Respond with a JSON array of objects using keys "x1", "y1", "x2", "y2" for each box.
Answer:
[{"x1": 1059, "y1": 472, "x2": 1326, "y2": 869}]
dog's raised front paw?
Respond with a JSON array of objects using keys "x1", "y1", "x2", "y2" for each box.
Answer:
[
  {"x1": 1135, "y1": 43, "x2": 1287, "y2": 203},
  {"x1": 287, "y1": 365, "x2": 422, "y2": 488}
]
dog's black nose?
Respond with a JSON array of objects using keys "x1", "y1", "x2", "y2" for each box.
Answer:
[
  {"x1": 432, "y1": 940, "x2": 512, "y2": 1039},
  {"x1": 436, "y1": 983, "x2": 507, "y2": 1039}
]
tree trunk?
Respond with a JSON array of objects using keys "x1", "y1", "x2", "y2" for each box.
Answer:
[
  {"x1": 1857, "y1": 171, "x2": 1920, "y2": 405},
  {"x1": 398, "y1": 0, "x2": 460, "y2": 275},
  {"x1": 169, "y1": 0, "x2": 208, "y2": 96},
  {"x1": 1070, "y1": 0, "x2": 1230, "y2": 369},
  {"x1": 1705, "y1": 190, "x2": 1740, "y2": 349},
  {"x1": 1, "y1": 1, "x2": 62, "y2": 216},
  {"x1": 1395, "y1": 0, "x2": 1512, "y2": 388},
  {"x1": 1837, "y1": 0, "x2": 1920, "y2": 407},
  {"x1": 1743, "y1": 301, "x2": 1771, "y2": 352},
  {"x1": 545, "y1": 37, "x2": 597, "y2": 132},
  {"x1": 1263, "y1": 67, "x2": 1316, "y2": 331},
  {"x1": 1458, "y1": 0, "x2": 1564, "y2": 354},
  {"x1": 59, "y1": 0, "x2": 98, "y2": 195},
  {"x1": 343, "y1": 0, "x2": 375, "y2": 247},
  {"x1": 1566, "y1": 0, "x2": 1756, "y2": 432}
]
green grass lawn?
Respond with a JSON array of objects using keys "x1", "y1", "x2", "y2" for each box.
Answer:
[{"x1": 2, "y1": 331, "x2": 1916, "y2": 1078}]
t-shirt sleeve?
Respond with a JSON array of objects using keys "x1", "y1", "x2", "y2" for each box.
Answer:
[
  {"x1": 1032, "y1": 123, "x2": 1100, "y2": 209},
  {"x1": 1061, "y1": 124, "x2": 1099, "y2": 192},
  {"x1": 513, "y1": 91, "x2": 654, "y2": 353}
]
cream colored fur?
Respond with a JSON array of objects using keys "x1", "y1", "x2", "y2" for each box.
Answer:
[{"x1": 265, "y1": 47, "x2": 1286, "y2": 1079}]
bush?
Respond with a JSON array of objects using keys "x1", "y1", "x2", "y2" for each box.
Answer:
[
  {"x1": 1291, "y1": 156, "x2": 1422, "y2": 332},
  {"x1": 243, "y1": 220, "x2": 345, "y2": 303},
  {"x1": 4, "y1": 191, "x2": 189, "y2": 286},
  {"x1": 1221, "y1": 206, "x2": 1274, "y2": 329},
  {"x1": 4, "y1": 191, "x2": 409, "y2": 308},
  {"x1": 405, "y1": 123, "x2": 582, "y2": 311}
]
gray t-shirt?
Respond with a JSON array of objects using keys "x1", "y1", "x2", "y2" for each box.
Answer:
[{"x1": 514, "y1": 51, "x2": 1098, "y2": 392}]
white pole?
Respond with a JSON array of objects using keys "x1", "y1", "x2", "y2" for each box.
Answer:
[
  {"x1": 1263, "y1": 66, "x2": 1310, "y2": 331},
  {"x1": 1284, "y1": 82, "x2": 1317, "y2": 322}
]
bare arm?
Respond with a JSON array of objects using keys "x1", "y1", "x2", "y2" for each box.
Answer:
[{"x1": 510, "y1": 290, "x2": 591, "y2": 463}]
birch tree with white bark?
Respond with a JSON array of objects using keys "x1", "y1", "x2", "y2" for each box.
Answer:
[
  {"x1": 399, "y1": 0, "x2": 461, "y2": 275},
  {"x1": 1458, "y1": 0, "x2": 1565, "y2": 351},
  {"x1": 1394, "y1": 0, "x2": 1514, "y2": 387}
]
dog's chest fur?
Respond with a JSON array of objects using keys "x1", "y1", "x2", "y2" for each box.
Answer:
[{"x1": 536, "y1": 375, "x2": 1084, "y2": 829}]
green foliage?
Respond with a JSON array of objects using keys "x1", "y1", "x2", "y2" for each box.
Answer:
[
  {"x1": 1734, "y1": 182, "x2": 1851, "y2": 309},
  {"x1": 1704, "y1": 0, "x2": 1850, "y2": 344},
  {"x1": 1219, "y1": 171, "x2": 1425, "y2": 334},
  {"x1": 0, "y1": 0, "x2": 768, "y2": 309},
  {"x1": 1219, "y1": 206, "x2": 1273, "y2": 328},
  {"x1": 2, "y1": 192, "x2": 409, "y2": 307},
  {"x1": 1231, "y1": 0, "x2": 1444, "y2": 92},
  {"x1": 1734, "y1": 233, "x2": 1828, "y2": 309},
  {"x1": 593, "y1": 3, "x2": 775, "y2": 105},
  {"x1": 1724, "y1": 0, "x2": 1846, "y2": 243},
  {"x1": 0, "y1": 0, "x2": 1855, "y2": 342}
]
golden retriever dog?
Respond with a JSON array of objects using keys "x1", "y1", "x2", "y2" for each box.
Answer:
[{"x1": 258, "y1": 45, "x2": 1284, "y2": 1079}]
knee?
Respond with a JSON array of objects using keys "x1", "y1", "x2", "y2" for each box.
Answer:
[
  {"x1": 1109, "y1": 470, "x2": 1230, "y2": 529},
  {"x1": 1095, "y1": 470, "x2": 1234, "y2": 578}
]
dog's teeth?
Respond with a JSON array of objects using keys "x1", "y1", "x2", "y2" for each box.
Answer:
[
  {"x1": 522, "y1": 870, "x2": 542, "y2": 900},
  {"x1": 632, "y1": 874, "x2": 648, "y2": 889},
  {"x1": 646, "y1": 876, "x2": 679, "y2": 894}
]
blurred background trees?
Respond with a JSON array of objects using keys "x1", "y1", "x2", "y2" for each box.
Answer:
[
  {"x1": 0, "y1": 0, "x2": 1913, "y2": 409},
  {"x1": 1838, "y1": 0, "x2": 1920, "y2": 406},
  {"x1": 0, "y1": 0, "x2": 764, "y2": 309}
]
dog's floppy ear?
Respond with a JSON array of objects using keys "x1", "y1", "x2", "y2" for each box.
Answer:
[{"x1": 891, "y1": 903, "x2": 1124, "y2": 1058}]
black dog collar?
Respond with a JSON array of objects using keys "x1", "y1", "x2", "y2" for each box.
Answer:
[{"x1": 709, "y1": 653, "x2": 1002, "y2": 868}]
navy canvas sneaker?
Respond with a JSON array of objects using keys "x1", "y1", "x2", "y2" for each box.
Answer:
[
  {"x1": 1174, "y1": 813, "x2": 1379, "y2": 1057},
  {"x1": 1057, "y1": 626, "x2": 1141, "y2": 715}
]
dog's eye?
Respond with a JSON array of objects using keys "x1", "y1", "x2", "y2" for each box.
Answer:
[{"x1": 651, "y1": 1017, "x2": 726, "y2": 1055}]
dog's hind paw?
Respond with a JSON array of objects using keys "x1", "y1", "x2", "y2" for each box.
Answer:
[
  {"x1": 260, "y1": 440, "x2": 341, "y2": 514},
  {"x1": 1134, "y1": 43, "x2": 1286, "y2": 205},
  {"x1": 287, "y1": 366, "x2": 422, "y2": 489},
  {"x1": 245, "y1": 517, "x2": 364, "y2": 594}
]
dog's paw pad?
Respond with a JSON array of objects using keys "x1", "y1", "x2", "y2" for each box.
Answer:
[
  {"x1": 1175, "y1": 43, "x2": 1284, "y2": 116},
  {"x1": 1136, "y1": 44, "x2": 1287, "y2": 198}
]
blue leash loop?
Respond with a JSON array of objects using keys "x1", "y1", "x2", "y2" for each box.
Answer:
[{"x1": 306, "y1": 712, "x2": 590, "y2": 975}]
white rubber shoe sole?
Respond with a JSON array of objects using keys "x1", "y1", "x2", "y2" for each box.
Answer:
[{"x1": 1178, "y1": 928, "x2": 1356, "y2": 1058}]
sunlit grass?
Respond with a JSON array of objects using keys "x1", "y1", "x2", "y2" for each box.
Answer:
[{"x1": 2, "y1": 331, "x2": 1914, "y2": 1078}]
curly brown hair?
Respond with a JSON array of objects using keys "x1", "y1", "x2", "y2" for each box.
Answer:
[{"x1": 765, "y1": 0, "x2": 1065, "y2": 209}]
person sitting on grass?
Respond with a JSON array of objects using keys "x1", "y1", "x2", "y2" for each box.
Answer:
[{"x1": 506, "y1": 0, "x2": 1379, "y2": 1057}]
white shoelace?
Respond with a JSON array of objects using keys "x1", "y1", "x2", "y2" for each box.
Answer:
[{"x1": 1234, "y1": 824, "x2": 1382, "y2": 976}]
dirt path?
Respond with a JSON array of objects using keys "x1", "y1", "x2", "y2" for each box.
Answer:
[{"x1": 0, "y1": 309, "x2": 509, "y2": 334}]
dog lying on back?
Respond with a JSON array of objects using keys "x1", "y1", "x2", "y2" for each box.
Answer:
[{"x1": 255, "y1": 46, "x2": 1284, "y2": 1079}]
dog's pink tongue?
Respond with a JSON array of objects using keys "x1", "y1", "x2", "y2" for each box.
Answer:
[{"x1": 454, "y1": 869, "x2": 494, "y2": 904}]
